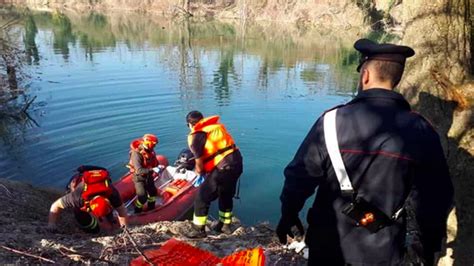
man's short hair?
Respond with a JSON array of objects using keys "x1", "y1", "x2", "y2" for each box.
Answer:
[
  {"x1": 186, "y1": 111, "x2": 204, "y2": 126},
  {"x1": 364, "y1": 60, "x2": 405, "y2": 87}
]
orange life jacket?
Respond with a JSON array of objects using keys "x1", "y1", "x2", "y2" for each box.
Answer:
[
  {"x1": 127, "y1": 138, "x2": 159, "y2": 172},
  {"x1": 79, "y1": 169, "x2": 113, "y2": 212},
  {"x1": 187, "y1": 115, "x2": 237, "y2": 173}
]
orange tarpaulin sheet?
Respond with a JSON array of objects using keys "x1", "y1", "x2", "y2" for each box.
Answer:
[
  {"x1": 130, "y1": 238, "x2": 265, "y2": 266},
  {"x1": 130, "y1": 238, "x2": 220, "y2": 266},
  {"x1": 221, "y1": 247, "x2": 265, "y2": 266}
]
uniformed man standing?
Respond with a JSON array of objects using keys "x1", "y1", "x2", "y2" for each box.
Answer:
[
  {"x1": 277, "y1": 39, "x2": 453, "y2": 265},
  {"x1": 185, "y1": 111, "x2": 243, "y2": 238}
]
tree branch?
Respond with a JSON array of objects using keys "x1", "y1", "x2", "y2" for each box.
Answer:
[
  {"x1": 173, "y1": 5, "x2": 193, "y2": 17},
  {"x1": 21, "y1": 96, "x2": 36, "y2": 113},
  {"x1": 123, "y1": 227, "x2": 154, "y2": 266},
  {"x1": 0, "y1": 245, "x2": 55, "y2": 264},
  {"x1": 58, "y1": 246, "x2": 117, "y2": 265},
  {"x1": 0, "y1": 18, "x2": 20, "y2": 30}
]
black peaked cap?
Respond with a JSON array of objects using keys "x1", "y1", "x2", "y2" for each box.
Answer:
[{"x1": 354, "y1": 38, "x2": 415, "y2": 72}]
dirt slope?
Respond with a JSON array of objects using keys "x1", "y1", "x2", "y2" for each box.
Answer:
[{"x1": 0, "y1": 178, "x2": 304, "y2": 264}]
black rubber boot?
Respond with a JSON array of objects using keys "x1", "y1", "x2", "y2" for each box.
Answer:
[
  {"x1": 147, "y1": 201, "x2": 155, "y2": 211},
  {"x1": 185, "y1": 224, "x2": 206, "y2": 238},
  {"x1": 134, "y1": 206, "x2": 142, "y2": 214}
]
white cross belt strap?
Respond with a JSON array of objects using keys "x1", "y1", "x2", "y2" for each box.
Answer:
[{"x1": 323, "y1": 109, "x2": 354, "y2": 193}]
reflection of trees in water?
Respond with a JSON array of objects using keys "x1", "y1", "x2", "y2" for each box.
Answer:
[
  {"x1": 86, "y1": 12, "x2": 107, "y2": 29},
  {"x1": 300, "y1": 65, "x2": 327, "y2": 92},
  {"x1": 0, "y1": 105, "x2": 38, "y2": 145},
  {"x1": 175, "y1": 20, "x2": 204, "y2": 108},
  {"x1": 257, "y1": 56, "x2": 284, "y2": 92},
  {"x1": 332, "y1": 46, "x2": 359, "y2": 94},
  {"x1": 152, "y1": 19, "x2": 206, "y2": 109},
  {"x1": 256, "y1": 44, "x2": 358, "y2": 96},
  {"x1": 51, "y1": 11, "x2": 117, "y2": 60},
  {"x1": 258, "y1": 58, "x2": 269, "y2": 89},
  {"x1": 212, "y1": 49, "x2": 239, "y2": 106},
  {"x1": 51, "y1": 12, "x2": 75, "y2": 60},
  {"x1": 6, "y1": 8, "x2": 360, "y2": 106},
  {"x1": 165, "y1": 20, "x2": 242, "y2": 107},
  {"x1": 34, "y1": 11, "x2": 116, "y2": 61},
  {"x1": 0, "y1": 15, "x2": 39, "y2": 147},
  {"x1": 77, "y1": 13, "x2": 115, "y2": 61},
  {"x1": 23, "y1": 15, "x2": 39, "y2": 65}
]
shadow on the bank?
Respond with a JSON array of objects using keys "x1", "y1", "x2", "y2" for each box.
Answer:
[{"x1": 415, "y1": 92, "x2": 474, "y2": 266}]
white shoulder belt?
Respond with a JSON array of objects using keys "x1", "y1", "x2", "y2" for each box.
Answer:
[{"x1": 323, "y1": 109, "x2": 354, "y2": 193}]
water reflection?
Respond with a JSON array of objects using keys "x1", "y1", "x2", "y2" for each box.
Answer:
[
  {"x1": 212, "y1": 49, "x2": 238, "y2": 106},
  {"x1": 23, "y1": 15, "x2": 39, "y2": 65},
  {"x1": 51, "y1": 12, "x2": 75, "y2": 60},
  {"x1": 10, "y1": 9, "x2": 360, "y2": 98},
  {"x1": 20, "y1": 10, "x2": 360, "y2": 89},
  {"x1": 0, "y1": 7, "x2": 365, "y2": 224}
]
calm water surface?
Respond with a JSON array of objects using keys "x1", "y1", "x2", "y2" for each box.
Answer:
[{"x1": 0, "y1": 9, "x2": 360, "y2": 224}]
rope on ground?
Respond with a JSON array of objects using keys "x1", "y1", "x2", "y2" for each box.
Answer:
[
  {"x1": 123, "y1": 227, "x2": 154, "y2": 266},
  {"x1": 0, "y1": 245, "x2": 55, "y2": 264}
]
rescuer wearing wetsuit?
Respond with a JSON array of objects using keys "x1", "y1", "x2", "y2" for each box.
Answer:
[
  {"x1": 185, "y1": 111, "x2": 243, "y2": 238},
  {"x1": 277, "y1": 39, "x2": 453, "y2": 265}
]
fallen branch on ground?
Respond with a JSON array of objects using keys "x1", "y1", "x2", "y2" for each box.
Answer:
[
  {"x1": 58, "y1": 246, "x2": 117, "y2": 265},
  {"x1": 0, "y1": 245, "x2": 55, "y2": 264},
  {"x1": 0, "y1": 183, "x2": 13, "y2": 198},
  {"x1": 123, "y1": 227, "x2": 154, "y2": 266}
]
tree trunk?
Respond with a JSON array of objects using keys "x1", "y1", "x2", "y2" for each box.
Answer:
[{"x1": 397, "y1": 0, "x2": 473, "y2": 264}]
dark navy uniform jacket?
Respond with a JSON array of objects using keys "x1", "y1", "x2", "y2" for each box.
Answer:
[{"x1": 281, "y1": 89, "x2": 453, "y2": 265}]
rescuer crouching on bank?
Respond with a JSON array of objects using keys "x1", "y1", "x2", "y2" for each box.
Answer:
[{"x1": 48, "y1": 165, "x2": 128, "y2": 233}]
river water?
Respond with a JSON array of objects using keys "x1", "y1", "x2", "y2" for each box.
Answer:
[{"x1": 0, "y1": 9, "x2": 360, "y2": 224}]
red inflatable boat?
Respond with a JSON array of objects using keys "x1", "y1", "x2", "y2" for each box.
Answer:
[{"x1": 113, "y1": 155, "x2": 199, "y2": 225}]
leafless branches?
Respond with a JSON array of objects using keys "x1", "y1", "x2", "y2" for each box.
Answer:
[{"x1": 0, "y1": 245, "x2": 56, "y2": 264}]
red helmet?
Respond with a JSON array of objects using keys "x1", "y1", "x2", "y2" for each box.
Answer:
[
  {"x1": 89, "y1": 196, "x2": 113, "y2": 217},
  {"x1": 143, "y1": 134, "x2": 158, "y2": 149}
]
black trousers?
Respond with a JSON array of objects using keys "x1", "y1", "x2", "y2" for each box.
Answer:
[
  {"x1": 74, "y1": 208, "x2": 100, "y2": 234},
  {"x1": 133, "y1": 174, "x2": 158, "y2": 205},
  {"x1": 74, "y1": 209, "x2": 117, "y2": 234},
  {"x1": 194, "y1": 165, "x2": 242, "y2": 217}
]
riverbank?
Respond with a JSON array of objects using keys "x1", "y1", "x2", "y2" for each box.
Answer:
[
  {"x1": 0, "y1": 1, "x2": 471, "y2": 264},
  {"x1": 3, "y1": 0, "x2": 369, "y2": 32},
  {"x1": 0, "y1": 178, "x2": 305, "y2": 264},
  {"x1": 0, "y1": 178, "x2": 458, "y2": 265},
  {"x1": 0, "y1": 167, "x2": 463, "y2": 262}
]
